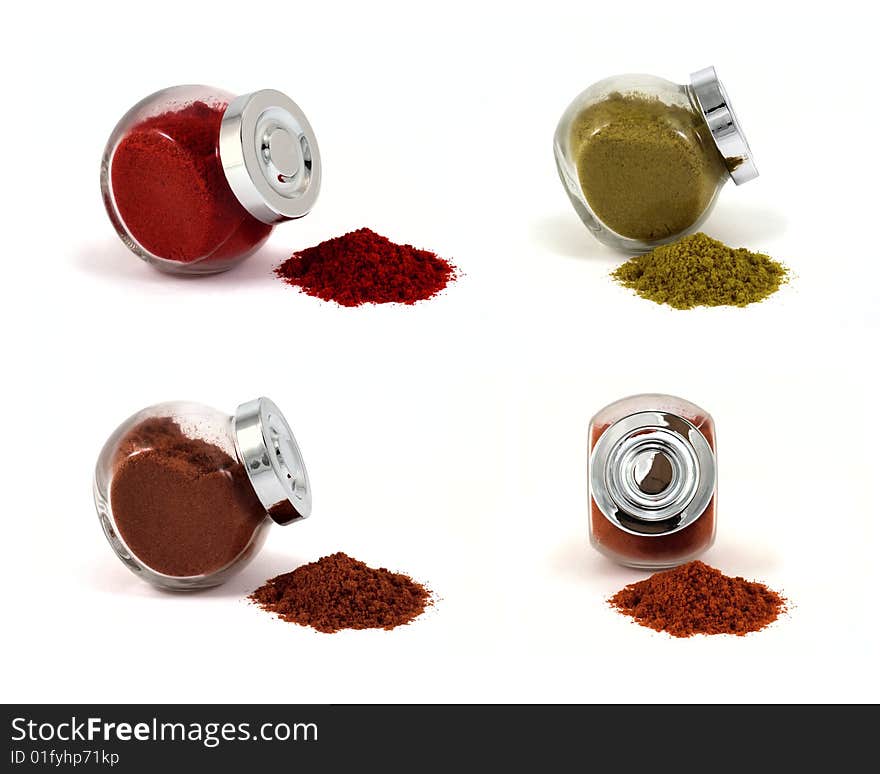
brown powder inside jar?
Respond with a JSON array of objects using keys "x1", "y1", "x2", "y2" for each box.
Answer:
[
  {"x1": 250, "y1": 552, "x2": 432, "y2": 633},
  {"x1": 110, "y1": 417, "x2": 267, "y2": 577},
  {"x1": 609, "y1": 561, "x2": 786, "y2": 637},
  {"x1": 590, "y1": 417, "x2": 716, "y2": 566}
]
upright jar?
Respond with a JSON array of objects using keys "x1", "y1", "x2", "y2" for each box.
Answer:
[
  {"x1": 101, "y1": 86, "x2": 321, "y2": 274},
  {"x1": 554, "y1": 67, "x2": 757, "y2": 252},
  {"x1": 589, "y1": 394, "x2": 716, "y2": 569},
  {"x1": 94, "y1": 397, "x2": 311, "y2": 589}
]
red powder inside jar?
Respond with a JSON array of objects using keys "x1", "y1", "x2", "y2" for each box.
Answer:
[
  {"x1": 590, "y1": 498, "x2": 715, "y2": 565},
  {"x1": 109, "y1": 101, "x2": 272, "y2": 267},
  {"x1": 274, "y1": 228, "x2": 457, "y2": 306},
  {"x1": 250, "y1": 552, "x2": 432, "y2": 632},
  {"x1": 110, "y1": 417, "x2": 267, "y2": 577},
  {"x1": 609, "y1": 561, "x2": 787, "y2": 637},
  {"x1": 590, "y1": 417, "x2": 716, "y2": 566}
]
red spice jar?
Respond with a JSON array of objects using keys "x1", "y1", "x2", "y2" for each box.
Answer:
[
  {"x1": 101, "y1": 86, "x2": 321, "y2": 275},
  {"x1": 589, "y1": 394, "x2": 716, "y2": 569},
  {"x1": 93, "y1": 397, "x2": 312, "y2": 589}
]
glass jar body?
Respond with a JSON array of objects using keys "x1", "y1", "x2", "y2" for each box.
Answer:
[
  {"x1": 588, "y1": 394, "x2": 717, "y2": 569},
  {"x1": 554, "y1": 75, "x2": 728, "y2": 253},
  {"x1": 94, "y1": 401, "x2": 270, "y2": 589},
  {"x1": 101, "y1": 85, "x2": 274, "y2": 275}
]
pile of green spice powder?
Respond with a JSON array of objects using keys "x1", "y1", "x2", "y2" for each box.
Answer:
[
  {"x1": 612, "y1": 233, "x2": 788, "y2": 309},
  {"x1": 570, "y1": 93, "x2": 726, "y2": 241}
]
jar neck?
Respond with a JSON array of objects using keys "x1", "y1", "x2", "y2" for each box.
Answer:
[
  {"x1": 591, "y1": 411, "x2": 716, "y2": 537},
  {"x1": 685, "y1": 84, "x2": 732, "y2": 177},
  {"x1": 232, "y1": 397, "x2": 311, "y2": 525}
]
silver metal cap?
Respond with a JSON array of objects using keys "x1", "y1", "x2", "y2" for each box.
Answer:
[
  {"x1": 219, "y1": 90, "x2": 321, "y2": 224},
  {"x1": 689, "y1": 66, "x2": 758, "y2": 185},
  {"x1": 233, "y1": 397, "x2": 311, "y2": 526},
  {"x1": 591, "y1": 411, "x2": 715, "y2": 537}
]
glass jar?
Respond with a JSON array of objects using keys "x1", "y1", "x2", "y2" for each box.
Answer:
[
  {"x1": 588, "y1": 394, "x2": 716, "y2": 569},
  {"x1": 93, "y1": 397, "x2": 312, "y2": 589},
  {"x1": 554, "y1": 67, "x2": 757, "y2": 252},
  {"x1": 101, "y1": 85, "x2": 321, "y2": 275}
]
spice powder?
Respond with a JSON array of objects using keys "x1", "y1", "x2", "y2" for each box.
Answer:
[
  {"x1": 250, "y1": 553, "x2": 432, "y2": 633},
  {"x1": 110, "y1": 101, "x2": 272, "y2": 264},
  {"x1": 110, "y1": 417, "x2": 266, "y2": 577},
  {"x1": 570, "y1": 93, "x2": 725, "y2": 241},
  {"x1": 275, "y1": 228, "x2": 456, "y2": 306},
  {"x1": 610, "y1": 561, "x2": 786, "y2": 637},
  {"x1": 612, "y1": 232, "x2": 788, "y2": 309}
]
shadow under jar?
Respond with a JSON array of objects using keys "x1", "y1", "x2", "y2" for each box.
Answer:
[
  {"x1": 93, "y1": 397, "x2": 311, "y2": 589},
  {"x1": 588, "y1": 394, "x2": 717, "y2": 569},
  {"x1": 101, "y1": 85, "x2": 321, "y2": 275},
  {"x1": 554, "y1": 67, "x2": 757, "y2": 253}
]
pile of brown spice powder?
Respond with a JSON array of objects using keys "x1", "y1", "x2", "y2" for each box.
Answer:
[
  {"x1": 609, "y1": 561, "x2": 786, "y2": 637},
  {"x1": 250, "y1": 553, "x2": 432, "y2": 633}
]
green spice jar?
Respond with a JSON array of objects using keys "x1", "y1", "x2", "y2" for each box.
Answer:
[{"x1": 554, "y1": 67, "x2": 757, "y2": 252}]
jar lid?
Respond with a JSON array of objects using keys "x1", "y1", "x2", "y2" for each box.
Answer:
[
  {"x1": 590, "y1": 411, "x2": 715, "y2": 536},
  {"x1": 689, "y1": 66, "x2": 758, "y2": 185},
  {"x1": 219, "y1": 90, "x2": 321, "y2": 224},
  {"x1": 233, "y1": 397, "x2": 312, "y2": 525}
]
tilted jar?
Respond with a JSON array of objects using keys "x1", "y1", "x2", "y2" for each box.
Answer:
[
  {"x1": 555, "y1": 67, "x2": 756, "y2": 252},
  {"x1": 94, "y1": 397, "x2": 311, "y2": 589},
  {"x1": 101, "y1": 85, "x2": 321, "y2": 274}
]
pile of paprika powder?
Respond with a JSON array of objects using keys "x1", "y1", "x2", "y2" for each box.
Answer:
[
  {"x1": 250, "y1": 553, "x2": 432, "y2": 632},
  {"x1": 275, "y1": 228, "x2": 457, "y2": 306},
  {"x1": 609, "y1": 561, "x2": 786, "y2": 637}
]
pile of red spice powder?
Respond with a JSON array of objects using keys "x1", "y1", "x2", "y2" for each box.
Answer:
[
  {"x1": 274, "y1": 228, "x2": 456, "y2": 306},
  {"x1": 250, "y1": 552, "x2": 432, "y2": 633},
  {"x1": 609, "y1": 561, "x2": 786, "y2": 638}
]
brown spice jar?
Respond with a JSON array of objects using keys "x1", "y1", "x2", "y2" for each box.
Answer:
[
  {"x1": 110, "y1": 417, "x2": 266, "y2": 577},
  {"x1": 590, "y1": 414, "x2": 716, "y2": 567}
]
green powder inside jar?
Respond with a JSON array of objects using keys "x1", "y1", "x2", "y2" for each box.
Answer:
[
  {"x1": 612, "y1": 232, "x2": 788, "y2": 309},
  {"x1": 570, "y1": 93, "x2": 726, "y2": 241}
]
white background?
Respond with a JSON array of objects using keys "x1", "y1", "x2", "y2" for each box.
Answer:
[{"x1": 2, "y1": 0, "x2": 877, "y2": 703}]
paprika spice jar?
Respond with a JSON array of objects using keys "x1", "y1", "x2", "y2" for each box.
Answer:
[
  {"x1": 101, "y1": 86, "x2": 321, "y2": 274},
  {"x1": 589, "y1": 394, "x2": 716, "y2": 569},
  {"x1": 554, "y1": 67, "x2": 757, "y2": 252},
  {"x1": 93, "y1": 397, "x2": 311, "y2": 589}
]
